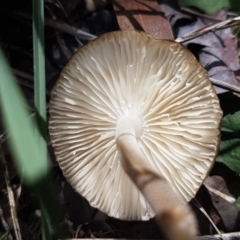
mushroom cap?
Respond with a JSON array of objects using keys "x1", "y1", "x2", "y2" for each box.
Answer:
[{"x1": 49, "y1": 31, "x2": 222, "y2": 221}]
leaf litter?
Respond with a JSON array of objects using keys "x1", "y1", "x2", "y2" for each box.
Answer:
[{"x1": 177, "y1": 10, "x2": 240, "y2": 94}]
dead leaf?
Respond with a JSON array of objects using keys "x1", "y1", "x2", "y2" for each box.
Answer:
[
  {"x1": 158, "y1": 0, "x2": 193, "y2": 35},
  {"x1": 113, "y1": 0, "x2": 173, "y2": 40},
  {"x1": 204, "y1": 176, "x2": 240, "y2": 231},
  {"x1": 177, "y1": 10, "x2": 240, "y2": 94}
]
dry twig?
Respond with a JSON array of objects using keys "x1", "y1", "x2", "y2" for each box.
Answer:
[
  {"x1": 0, "y1": 205, "x2": 13, "y2": 240},
  {"x1": 181, "y1": 7, "x2": 222, "y2": 22},
  {"x1": 193, "y1": 199, "x2": 222, "y2": 236},
  {"x1": 45, "y1": 18, "x2": 97, "y2": 40},
  {"x1": 176, "y1": 16, "x2": 240, "y2": 43},
  {"x1": 209, "y1": 77, "x2": 240, "y2": 94},
  {"x1": 0, "y1": 145, "x2": 22, "y2": 240},
  {"x1": 12, "y1": 11, "x2": 97, "y2": 41},
  {"x1": 60, "y1": 232, "x2": 240, "y2": 240},
  {"x1": 204, "y1": 184, "x2": 236, "y2": 204}
]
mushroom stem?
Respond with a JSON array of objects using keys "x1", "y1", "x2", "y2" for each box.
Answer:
[{"x1": 117, "y1": 134, "x2": 198, "y2": 240}]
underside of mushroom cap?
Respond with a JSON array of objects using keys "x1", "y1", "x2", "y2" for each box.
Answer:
[{"x1": 49, "y1": 30, "x2": 222, "y2": 221}]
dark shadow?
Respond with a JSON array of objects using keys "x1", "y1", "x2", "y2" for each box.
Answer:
[
  {"x1": 221, "y1": 130, "x2": 240, "y2": 141},
  {"x1": 187, "y1": 43, "x2": 205, "y2": 60},
  {"x1": 218, "y1": 92, "x2": 240, "y2": 116}
]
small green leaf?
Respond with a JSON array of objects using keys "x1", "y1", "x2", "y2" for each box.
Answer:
[
  {"x1": 236, "y1": 196, "x2": 240, "y2": 210},
  {"x1": 179, "y1": 0, "x2": 230, "y2": 14},
  {"x1": 217, "y1": 111, "x2": 240, "y2": 175},
  {"x1": 221, "y1": 111, "x2": 240, "y2": 132},
  {"x1": 217, "y1": 139, "x2": 240, "y2": 174}
]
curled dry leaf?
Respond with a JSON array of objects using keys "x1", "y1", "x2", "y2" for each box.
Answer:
[{"x1": 177, "y1": 10, "x2": 240, "y2": 94}]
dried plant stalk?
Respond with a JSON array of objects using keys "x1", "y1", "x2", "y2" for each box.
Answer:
[
  {"x1": 0, "y1": 145, "x2": 22, "y2": 240},
  {"x1": 176, "y1": 16, "x2": 240, "y2": 43},
  {"x1": 210, "y1": 77, "x2": 240, "y2": 94},
  {"x1": 61, "y1": 232, "x2": 240, "y2": 240}
]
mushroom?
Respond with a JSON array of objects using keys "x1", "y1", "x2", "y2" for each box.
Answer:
[{"x1": 49, "y1": 31, "x2": 222, "y2": 240}]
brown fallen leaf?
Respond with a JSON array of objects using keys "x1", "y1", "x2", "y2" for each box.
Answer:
[{"x1": 113, "y1": 0, "x2": 173, "y2": 40}]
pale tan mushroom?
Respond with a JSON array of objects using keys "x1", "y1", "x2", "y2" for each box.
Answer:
[{"x1": 49, "y1": 31, "x2": 222, "y2": 240}]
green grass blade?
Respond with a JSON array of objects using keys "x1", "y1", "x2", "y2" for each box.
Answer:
[
  {"x1": 32, "y1": 1, "x2": 64, "y2": 239},
  {"x1": 0, "y1": 49, "x2": 69, "y2": 240},
  {"x1": 0, "y1": 49, "x2": 49, "y2": 183},
  {"x1": 33, "y1": 0, "x2": 47, "y2": 156},
  {"x1": 0, "y1": 49, "x2": 50, "y2": 238},
  {"x1": 0, "y1": 0, "x2": 70, "y2": 238},
  {"x1": 0, "y1": 232, "x2": 8, "y2": 240}
]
